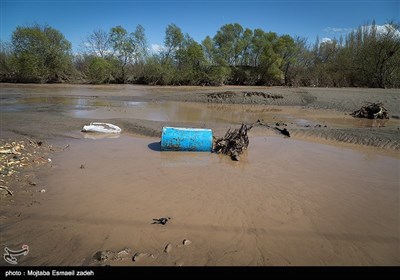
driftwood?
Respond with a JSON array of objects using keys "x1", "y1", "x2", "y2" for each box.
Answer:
[
  {"x1": 213, "y1": 124, "x2": 252, "y2": 161},
  {"x1": 351, "y1": 103, "x2": 389, "y2": 119}
]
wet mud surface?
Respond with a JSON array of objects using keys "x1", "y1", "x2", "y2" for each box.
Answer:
[{"x1": 0, "y1": 84, "x2": 399, "y2": 266}]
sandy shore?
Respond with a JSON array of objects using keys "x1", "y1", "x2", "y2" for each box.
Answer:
[{"x1": 0, "y1": 84, "x2": 399, "y2": 266}]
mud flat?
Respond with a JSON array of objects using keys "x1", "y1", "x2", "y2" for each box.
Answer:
[{"x1": 0, "y1": 84, "x2": 399, "y2": 266}]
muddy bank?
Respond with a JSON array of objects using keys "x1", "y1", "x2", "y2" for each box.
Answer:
[
  {"x1": 2, "y1": 83, "x2": 399, "y2": 114},
  {"x1": 290, "y1": 127, "x2": 400, "y2": 150},
  {"x1": 154, "y1": 87, "x2": 400, "y2": 115},
  {"x1": 117, "y1": 85, "x2": 391, "y2": 116},
  {"x1": 252, "y1": 125, "x2": 400, "y2": 151}
]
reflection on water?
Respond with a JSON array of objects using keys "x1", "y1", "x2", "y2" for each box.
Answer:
[
  {"x1": 69, "y1": 101, "x2": 398, "y2": 128},
  {"x1": 70, "y1": 101, "x2": 284, "y2": 124},
  {"x1": 82, "y1": 133, "x2": 121, "y2": 140},
  {"x1": 122, "y1": 101, "x2": 146, "y2": 107},
  {"x1": 160, "y1": 151, "x2": 212, "y2": 167},
  {"x1": 1, "y1": 96, "x2": 111, "y2": 111},
  {"x1": 1, "y1": 90, "x2": 398, "y2": 128}
]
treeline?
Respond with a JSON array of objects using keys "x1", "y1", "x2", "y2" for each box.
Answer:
[{"x1": 1, "y1": 21, "x2": 399, "y2": 88}]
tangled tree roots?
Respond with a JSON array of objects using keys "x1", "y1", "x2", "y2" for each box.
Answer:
[
  {"x1": 351, "y1": 103, "x2": 389, "y2": 119},
  {"x1": 213, "y1": 124, "x2": 252, "y2": 161}
]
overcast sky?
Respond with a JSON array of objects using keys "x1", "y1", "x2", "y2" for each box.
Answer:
[{"x1": 1, "y1": 0, "x2": 398, "y2": 52}]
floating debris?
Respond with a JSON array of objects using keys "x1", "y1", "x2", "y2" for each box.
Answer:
[
  {"x1": 82, "y1": 122, "x2": 122, "y2": 134},
  {"x1": 351, "y1": 102, "x2": 389, "y2": 119},
  {"x1": 213, "y1": 123, "x2": 252, "y2": 161}
]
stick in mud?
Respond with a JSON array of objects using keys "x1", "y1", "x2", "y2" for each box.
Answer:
[
  {"x1": 275, "y1": 127, "x2": 290, "y2": 137},
  {"x1": 255, "y1": 119, "x2": 291, "y2": 137},
  {"x1": 0, "y1": 185, "x2": 14, "y2": 196},
  {"x1": 213, "y1": 123, "x2": 252, "y2": 161}
]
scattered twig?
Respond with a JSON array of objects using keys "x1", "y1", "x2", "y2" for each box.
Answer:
[
  {"x1": 254, "y1": 119, "x2": 291, "y2": 137},
  {"x1": 62, "y1": 144, "x2": 70, "y2": 151},
  {"x1": 152, "y1": 217, "x2": 171, "y2": 225},
  {"x1": 0, "y1": 186, "x2": 14, "y2": 196}
]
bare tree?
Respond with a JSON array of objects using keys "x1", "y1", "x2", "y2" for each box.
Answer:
[
  {"x1": 133, "y1": 24, "x2": 148, "y2": 64},
  {"x1": 84, "y1": 29, "x2": 111, "y2": 57}
]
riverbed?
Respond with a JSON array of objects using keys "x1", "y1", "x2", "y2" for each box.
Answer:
[{"x1": 0, "y1": 84, "x2": 399, "y2": 266}]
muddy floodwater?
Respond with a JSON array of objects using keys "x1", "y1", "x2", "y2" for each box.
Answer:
[
  {"x1": 2, "y1": 92, "x2": 398, "y2": 129},
  {"x1": 0, "y1": 84, "x2": 399, "y2": 266}
]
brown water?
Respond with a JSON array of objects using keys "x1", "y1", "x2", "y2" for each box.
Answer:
[
  {"x1": 68, "y1": 100, "x2": 398, "y2": 128},
  {"x1": 1, "y1": 84, "x2": 399, "y2": 266},
  {"x1": 70, "y1": 102, "x2": 285, "y2": 124},
  {"x1": 1, "y1": 135, "x2": 399, "y2": 265},
  {"x1": 1, "y1": 94, "x2": 397, "y2": 128}
]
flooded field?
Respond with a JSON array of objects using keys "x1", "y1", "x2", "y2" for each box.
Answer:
[
  {"x1": 0, "y1": 84, "x2": 399, "y2": 266},
  {"x1": 1, "y1": 90, "x2": 398, "y2": 129}
]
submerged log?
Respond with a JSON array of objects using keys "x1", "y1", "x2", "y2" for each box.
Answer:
[
  {"x1": 213, "y1": 124, "x2": 252, "y2": 161},
  {"x1": 351, "y1": 103, "x2": 389, "y2": 119}
]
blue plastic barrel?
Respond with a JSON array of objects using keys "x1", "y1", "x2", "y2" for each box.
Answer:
[{"x1": 161, "y1": 127, "x2": 213, "y2": 152}]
